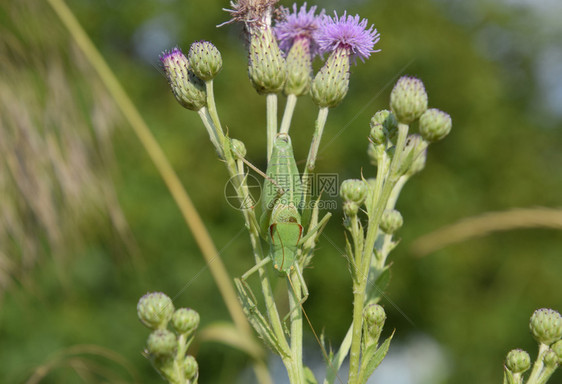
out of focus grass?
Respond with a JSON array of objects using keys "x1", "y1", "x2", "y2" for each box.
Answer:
[{"x1": 0, "y1": 0, "x2": 561, "y2": 383}]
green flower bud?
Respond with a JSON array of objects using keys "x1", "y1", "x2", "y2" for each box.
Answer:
[
  {"x1": 505, "y1": 349, "x2": 531, "y2": 374},
  {"x1": 137, "y1": 292, "x2": 174, "y2": 330},
  {"x1": 311, "y1": 49, "x2": 350, "y2": 108},
  {"x1": 419, "y1": 108, "x2": 452, "y2": 142},
  {"x1": 183, "y1": 355, "x2": 199, "y2": 380},
  {"x1": 172, "y1": 308, "x2": 200, "y2": 335},
  {"x1": 380, "y1": 209, "x2": 403, "y2": 234},
  {"x1": 340, "y1": 179, "x2": 368, "y2": 205},
  {"x1": 364, "y1": 303, "x2": 386, "y2": 328},
  {"x1": 370, "y1": 110, "x2": 397, "y2": 143},
  {"x1": 543, "y1": 349, "x2": 559, "y2": 368},
  {"x1": 147, "y1": 329, "x2": 177, "y2": 357},
  {"x1": 530, "y1": 308, "x2": 562, "y2": 345},
  {"x1": 188, "y1": 41, "x2": 223, "y2": 81},
  {"x1": 551, "y1": 340, "x2": 562, "y2": 360},
  {"x1": 248, "y1": 26, "x2": 287, "y2": 94},
  {"x1": 390, "y1": 76, "x2": 428, "y2": 124},
  {"x1": 284, "y1": 38, "x2": 312, "y2": 96},
  {"x1": 231, "y1": 138, "x2": 247, "y2": 159},
  {"x1": 160, "y1": 48, "x2": 207, "y2": 111}
]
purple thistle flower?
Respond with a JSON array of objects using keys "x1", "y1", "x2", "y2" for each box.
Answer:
[
  {"x1": 274, "y1": 3, "x2": 324, "y2": 55},
  {"x1": 316, "y1": 11, "x2": 380, "y2": 62}
]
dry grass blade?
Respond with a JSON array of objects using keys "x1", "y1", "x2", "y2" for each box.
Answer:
[
  {"x1": 0, "y1": 0, "x2": 138, "y2": 293},
  {"x1": 410, "y1": 207, "x2": 562, "y2": 257}
]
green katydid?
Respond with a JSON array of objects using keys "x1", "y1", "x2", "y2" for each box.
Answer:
[{"x1": 239, "y1": 133, "x2": 332, "y2": 318}]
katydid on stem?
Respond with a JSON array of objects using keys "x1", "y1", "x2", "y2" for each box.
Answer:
[{"x1": 238, "y1": 133, "x2": 331, "y2": 317}]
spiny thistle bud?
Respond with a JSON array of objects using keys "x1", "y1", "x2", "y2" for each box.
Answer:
[
  {"x1": 188, "y1": 41, "x2": 223, "y2": 81},
  {"x1": 371, "y1": 110, "x2": 398, "y2": 138},
  {"x1": 505, "y1": 349, "x2": 531, "y2": 374},
  {"x1": 364, "y1": 303, "x2": 386, "y2": 328},
  {"x1": 390, "y1": 76, "x2": 428, "y2": 124},
  {"x1": 137, "y1": 292, "x2": 175, "y2": 330},
  {"x1": 184, "y1": 355, "x2": 199, "y2": 380},
  {"x1": 311, "y1": 49, "x2": 350, "y2": 108},
  {"x1": 543, "y1": 349, "x2": 559, "y2": 368},
  {"x1": 248, "y1": 26, "x2": 287, "y2": 94},
  {"x1": 172, "y1": 308, "x2": 200, "y2": 335},
  {"x1": 551, "y1": 340, "x2": 562, "y2": 360},
  {"x1": 147, "y1": 329, "x2": 177, "y2": 357},
  {"x1": 530, "y1": 308, "x2": 562, "y2": 345},
  {"x1": 363, "y1": 303, "x2": 386, "y2": 346},
  {"x1": 369, "y1": 123, "x2": 387, "y2": 145},
  {"x1": 160, "y1": 48, "x2": 207, "y2": 111},
  {"x1": 419, "y1": 108, "x2": 452, "y2": 142},
  {"x1": 340, "y1": 179, "x2": 368, "y2": 216},
  {"x1": 284, "y1": 39, "x2": 312, "y2": 96},
  {"x1": 231, "y1": 138, "x2": 247, "y2": 159},
  {"x1": 380, "y1": 209, "x2": 403, "y2": 234}
]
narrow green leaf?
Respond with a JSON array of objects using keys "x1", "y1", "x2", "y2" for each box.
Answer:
[{"x1": 360, "y1": 331, "x2": 394, "y2": 384}]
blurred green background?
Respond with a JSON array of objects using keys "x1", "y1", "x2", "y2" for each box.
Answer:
[{"x1": 1, "y1": 0, "x2": 561, "y2": 383}]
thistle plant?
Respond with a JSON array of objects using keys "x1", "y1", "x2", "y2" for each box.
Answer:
[
  {"x1": 136, "y1": 1, "x2": 560, "y2": 383},
  {"x1": 503, "y1": 308, "x2": 562, "y2": 384}
]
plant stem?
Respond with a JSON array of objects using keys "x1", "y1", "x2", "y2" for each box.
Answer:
[
  {"x1": 280, "y1": 94, "x2": 298, "y2": 135},
  {"x1": 301, "y1": 107, "x2": 329, "y2": 227},
  {"x1": 348, "y1": 123, "x2": 409, "y2": 384},
  {"x1": 527, "y1": 343, "x2": 549, "y2": 384},
  {"x1": 289, "y1": 271, "x2": 305, "y2": 384},
  {"x1": 267, "y1": 93, "x2": 278, "y2": 162}
]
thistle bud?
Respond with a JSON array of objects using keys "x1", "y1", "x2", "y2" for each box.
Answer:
[
  {"x1": 419, "y1": 108, "x2": 452, "y2": 142},
  {"x1": 183, "y1": 355, "x2": 199, "y2": 380},
  {"x1": 530, "y1": 308, "x2": 562, "y2": 345},
  {"x1": 341, "y1": 179, "x2": 368, "y2": 216},
  {"x1": 551, "y1": 340, "x2": 562, "y2": 360},
  {"x1": 364, "y1": 303, "x2": 386, "y2": 328},
  {"x1": 370, "y1": 110, "x2": 397, "y2": 143},
  {"x1": 341, "y1": 179, "x2": 368, "y2": 204},
  {"x1": 188, "y1": 41, "x2": 222, "y2": 81},
  {"x1": 407, "y1": 146, "x2": 427, "y2": 176},
  {"x1": 380, "y1": 209, "x2": 403, "y2": 234},
  {"x1": 160, "y1": 48, "x2": 206, "y2": 111},
  {"x1": 390, "y1": 76, "x2": 428, "y2": 124},
  {"x1": 311, "y1": 49, "x2": 350, "y2": 108},
  {"x1": 505, "y1": 349, "x2": 531, "y2": 374},
  {"x1": 137, "y1": 292, "x2": 174, "y2": 330},
  {"x1": 543, "y1": 349, "x2": 559, "y2": 368},
  {"x1": 364, "y1": 304, "x2": 386, "y2": 346},
  {"x1": 248, "y1": 27, "x2": 287, "y2": 94},
  {"x1": 147, "y1": 329, "x2": 177, "y2": 357},
  {"x1": 231, "y1": 138, "x2": 247, "y2": 159},
  {"x1": 284, "y1": 39, "x2": 312, "y2": 96},
  {"x1": 172, "y1": 308, "x2": 200, "y2": 335}
]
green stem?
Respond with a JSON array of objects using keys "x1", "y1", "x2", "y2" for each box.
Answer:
[
  {"x1": 266, "y1": 93, "x2": 278, "y2": 162},
  {"x1": 197, "y1": 107, "x2": 222, "y2": 155},
  {"x1": 280, "y1": 94, "x2": 298, "y2": 135},
  {"x1": 348, "y1": 123, "x2": 409, "y2": 384},
  {"x1": 205, "y1": 80, "x2": 224, "y2": 139},
  {"x1": 288, "y1": 271, "x2": 305, "y2": 384},
  {"x1": 305, "y1": 107, "x2": 330, "y2": 173},
  {"x1": 302, "y1": 107, "x2": 329, "y2": 227},
  {"x1": 527, "y1": 343, "x2": 549, "y2": 384}
]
